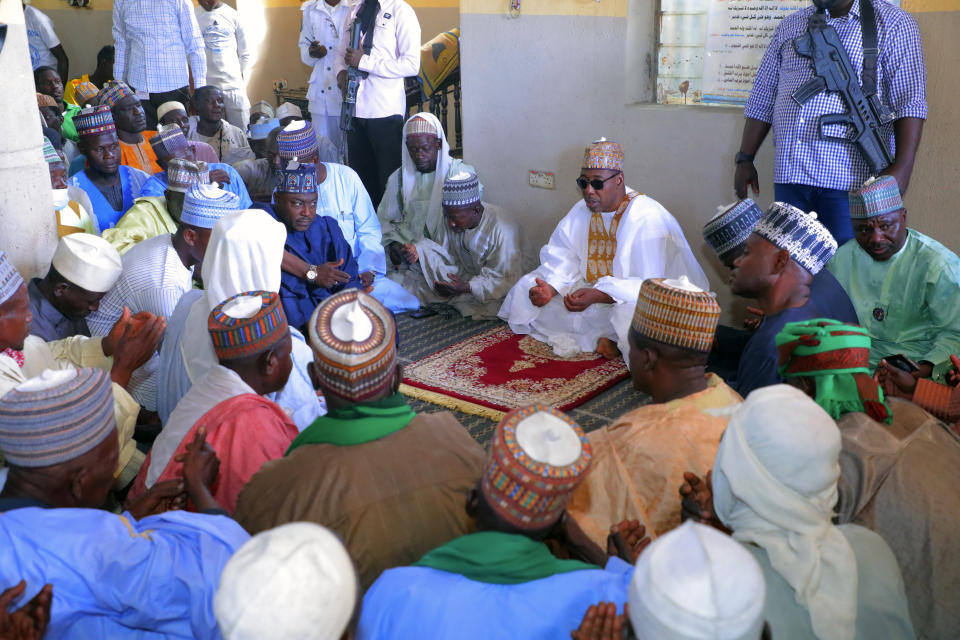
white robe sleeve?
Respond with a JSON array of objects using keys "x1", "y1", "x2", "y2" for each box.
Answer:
[
  {"x1": 342, "y1": 168, "x2": 388, "y2": 275},
  {"x1": 532, "y1": 207, "x2": 588, "y2": 295},
  {"x1": 468, "y1": 216, "x2": 522, "y2": 304}
]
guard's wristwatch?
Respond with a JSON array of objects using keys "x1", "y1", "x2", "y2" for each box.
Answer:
[
  {"x1": 305, "y1": 265, "x2": 319, "y2": 282},
  {"x1": 735, "y1": 151, "x2": 755, "y2": 164}
]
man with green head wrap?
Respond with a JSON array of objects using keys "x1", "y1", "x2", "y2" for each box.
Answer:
[
  {"x1": 776, "y1": 318, "x2": 891, "y2": 424},
  {"x1": 775, "y1": 317, "x2": 960, "y2": 640}
]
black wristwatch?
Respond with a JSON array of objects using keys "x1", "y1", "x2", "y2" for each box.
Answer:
[{"x1": 735, "y1": 151, "x2": 755, "y2": 164}]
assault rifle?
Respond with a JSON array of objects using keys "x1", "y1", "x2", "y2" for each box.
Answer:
[
  {"x1": 791, "y1": 8, "x2": 895, "y2": 175},
  {"x1": 339, "y1": 1, "x2": 379, "y2": 163}
]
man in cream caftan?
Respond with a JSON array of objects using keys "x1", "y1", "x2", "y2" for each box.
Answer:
[
  {"x1": 499, "y1": 138, "x2": 708, "y2": 360},
  {"x1": 392, "y1": 171, "x2": 521, "y2": 319}
]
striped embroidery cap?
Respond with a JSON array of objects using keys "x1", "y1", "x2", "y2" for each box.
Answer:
[
  {"x1": 442, "y1": 171, "x2": 481, "y2": 208},
  {"x1": 208, "y1": 291, "x2": 289, "y2": 361},
  {"x1": 0, "y1": 251, "x2": 25, "y2": 306},
  {"x1": 582, "y1": 137, "x2": 624, "y2": 172},
  {"x1": 308, "y1": 289, "x2": 397, "y2": 403},
  {"x1": 482, "y1": 404, "x2": 592, "y2": 530},
  {"x1": 753, "y1": 202, "x2": 838, "y2": 276},
  {"x1": 702, "y1": 199, "x2": 764, "y2": 263},
  {"x1": 277, "y1": 120, "x2": 318, "y2": 161},
  {"x1": 848, "y1": 176, "x2": 903, "y2": 219},
  {"x1": 632, "y1": 277, "x2": 720, "y2": 353},
  {"x1": 74, "y1": 105, "x2": 116, "y2": 138},
  {"x1": 0, "y1": 368, "x2": 115, "y2": 468},
  {"x1": 96, "y1": 81, "x2": 136, "y2": 109}
]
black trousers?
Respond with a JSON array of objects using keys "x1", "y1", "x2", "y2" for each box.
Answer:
[
  {"x1": 135, "y1": 86, "x2": 191, "y2": 130},
  {"x1": 347, "y1": 114, "x2": 404, "y2": 209}
]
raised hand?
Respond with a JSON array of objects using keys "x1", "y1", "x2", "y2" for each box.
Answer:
[
  {"x1": 0, "y1": 581, "x2": 53, "y2": 640},
  {"x1": 174, "y1": 426, "x2": 222, "y2": 513},
  {"x1": 679, "y1": 470, "x2": 729, "y2": 533},
  {"x1": 571, "y1": 602, "x2": 626, "y2": 640},
  {"x1": 528, "y1": 277, "x2": 557, "y2": 307},
  {"x1": 108, "y1": 309, "x2": 166, "y2": 387},
  {"x1": 607, "y1": 519, "x2": 651, "y2": 563}
]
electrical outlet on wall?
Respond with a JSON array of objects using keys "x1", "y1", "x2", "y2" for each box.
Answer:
[{"x1": 529, "y1": 170, "x2": 555, "y2": 190}]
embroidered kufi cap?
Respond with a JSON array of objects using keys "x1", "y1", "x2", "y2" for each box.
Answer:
[
  {"x1": 632, "y1": 276, "x2": 720, "y2": 353},
  {"x1": 0, "y1": 251, "x2": 25, "y2": 306},
  {"x1": 276, "y1": 102, "x2": 303, "y2": 121},
  {"x1": 181, "y1": 183, "x2": 241, "y2": 229},
  {"x1": 482, "y1": 404, "x2": 592, "y2": 530},
  {"x1": 628, "y1": 521, "x2": 766, "y2": 640},
  {"x1": 405, "y1": 114, "x2": 439, "y2": 137},
  {"x1": 276, "y1": 160, "x2": 317, "y2": 194},
  {"x1": 42, "y1": 136, "x2": 62, "y2": 165},
  {"x1": 308, "y1": 289, "x2": 398, "y2": 403},
  {"x1": 702, "y1": 199, "x2": 764, "y2": 263},
  {"x1": 582, "y1": 137, "x2": 624, "y2": 172},
  {"x1": 36, "y1": 93, "x2": 57, "y2": 108},
  {"x1": 96, "y1": 81, "x2": 136, "y2": 109},
  {"x1": 149, "y1": 124, "x2": 190, "y2": 158},
  {"x1": 74, "y1": 105, "x2": 115, "y2": 138},
  {"x1": 753, "y1": 202, "x2": 838, "y2": 275},
  {"x1": 277, "y1": 120, "x2": 318, "y2": 161},
  {"x1": 0, "y1": 368, "x2": 115, "y2": 467},
  {"x1": 849, "y1": 176, "x2": 903, "y2": 219},
  {"x1": 251, "y1": 100, "x2": 276, "y2": 120},
  {"x1": 156, "y1": 101, "x2": 186, "y2": 122},
  {"x1": 442, "y1": 171, "x2": 481, "y2": 208},
  {"x1": 167, "y1": 158, "x2": 211, "y2": 193},
  {"x1": 208, "y1": 291, "x2": 289, "y2": 361},
  {"x1": 74, "y1": 81, "x2": 100, "y2": 107},
  {"x1": 215, "y1": 522, "x2": 357, "y2": 640},
  {"x1": 52, "y1": 233, "x2": 122, "y2": 293}
]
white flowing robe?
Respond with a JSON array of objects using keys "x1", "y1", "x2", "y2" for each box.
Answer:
[
  {"x1": 498, "y1": 190, "x2": 709, "y2": 358},
  {"x1": 392, "y1": 203, "x2": 521, "y2": 319}
]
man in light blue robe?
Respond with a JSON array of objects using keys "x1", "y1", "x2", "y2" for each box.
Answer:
[
  {"x1": 156, "y1": 209, "x2": 323, "y2": 428},
  {"x1": 358, "y1": 405, "x2": 644, "y2": 639},
  {"x1": 0, "y1": 367, "x2": 250, "y2": 639}
]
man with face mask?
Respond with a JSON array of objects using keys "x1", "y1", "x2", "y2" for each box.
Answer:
[
  {"x1": 500, "y1": 138, "x2": 708, "y2": 361},
  {"x1": 42, "y1": 137, "x2": 97, "y2": 236},
  {"x1": 734, "y1": 0, "x2": 926, "y2": 246},
  {"x1": 827, "y1": 175, "x2": 960, "y2": 373},
  {"x1": 27, "y1": 235, "x2": 123, "y2": 342}
]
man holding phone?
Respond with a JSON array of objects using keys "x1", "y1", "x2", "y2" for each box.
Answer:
[
  {"x1": 827, "y1": 176, "x2": 960, "y2": 376},
  {"x1": 299, "y1": 0, "x2": 352, "y2": 151}
]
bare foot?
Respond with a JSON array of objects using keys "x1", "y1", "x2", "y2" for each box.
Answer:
[{"x1": 596, "y1": 338, "x2": 621, "y2": 360}]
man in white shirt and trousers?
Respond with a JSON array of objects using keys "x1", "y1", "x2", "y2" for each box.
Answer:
[
  {"x1": 335, "y1": 0, "x2": 420, "y2": 208},
  {"x1": 499, "y1": 138, "x2": 710, "y2": 363},
  {"x1": 300, "y1": 0, "x2": 353, "y2": 154},
  {"x1": 195, "y1": 0, "x2": 251, "y2": 130}
]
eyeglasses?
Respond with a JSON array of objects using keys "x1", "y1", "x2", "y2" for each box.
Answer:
[{"x1": 576, "y1": 173, "x2": 620, "y2": 191}]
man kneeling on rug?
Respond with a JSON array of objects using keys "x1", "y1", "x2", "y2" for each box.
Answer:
[
  {"x1": 389, "y1": 170, "x2": 521, "y2": 319},
  {"x1": 233, "y1": 289, "x2": 486, "y2": 590},
  {"x1": 567, "y1": 276, "x2": 741, "y2": 544},
  {"x1": 499, "y1": 138, "x2": 708, "y2": 361}
]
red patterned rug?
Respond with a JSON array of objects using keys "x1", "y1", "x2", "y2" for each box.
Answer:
[{"x1": 400, "y1": 326, "x2": 629, "y2": 420}]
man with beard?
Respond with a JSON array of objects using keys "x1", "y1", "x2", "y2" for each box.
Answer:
[
  {"x1": 99, "y1": 81, "x2": 162, "y2": 174},
  {"x1": 187, "y1": 86, "x2": 255, "y2": 165}
]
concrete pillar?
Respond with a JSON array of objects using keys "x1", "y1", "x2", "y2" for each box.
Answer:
[{"x1": 0, "y1": 0, "x2": 59, "y2": 280}]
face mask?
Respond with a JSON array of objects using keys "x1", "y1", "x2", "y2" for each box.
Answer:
[{"x1": 52, "y1": 188, "x2": 70, "y2": 210}]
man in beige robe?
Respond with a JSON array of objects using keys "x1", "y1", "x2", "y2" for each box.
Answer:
[{"x1": 567, "y1": 276, "x2": 739, "y2": 545}]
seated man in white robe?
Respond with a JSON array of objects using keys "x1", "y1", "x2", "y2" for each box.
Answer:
[
  {"x1": 393, "y1": 171, "x2": 521, "y2": 319},
  {"x1": 499, "y1": 138, "x2": 708, "y2": 360},
  {"x1": 379, "y1": 113, "x2": 477, "y2": 280}
]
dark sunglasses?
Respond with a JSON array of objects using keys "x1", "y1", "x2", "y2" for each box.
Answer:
[{"x1": 576, "y1": 173, "x2": 620, "y2": 191}]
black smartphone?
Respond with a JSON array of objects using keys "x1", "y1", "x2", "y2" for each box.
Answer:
[
  {"x1": 409, "y1": 308, "x2": 437, "y2": 319},
  {"x1": 884, "y1": 353, "x2": 919, "y2": 373}
]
